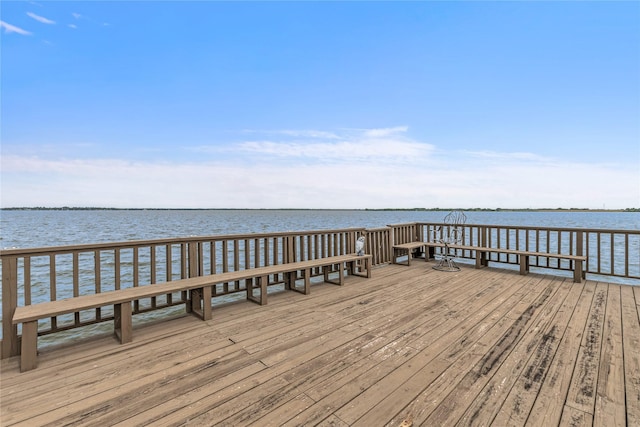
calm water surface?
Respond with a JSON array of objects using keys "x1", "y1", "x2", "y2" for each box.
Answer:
[{"x1": 1, "y1": 209, "x2": 638, "y2": 346}]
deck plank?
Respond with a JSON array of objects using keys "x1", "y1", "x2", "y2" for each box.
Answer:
[
  {"x1": 336, "y1": 276, "x2": 506, "y2": 425},
  {"x1": 563, "y1": 282, "x2": 608, "y2": 417},
  {"x1": 382, "y1": 274, "x2": 554, "y2": 426},
  {"x1": 342, "y1": 272, "x2": 533, "y2": 426},
  {"x1": 488, "y1": 279, "x2": 585, "y2": 426},
  {"x1": 593, "y1": 284, "x2": 625, "y2": 427},
  {"x1": 1, "y1": 263, "x2": 637, "y2": 427},
  {"x1": 524, "y1": 281, "x2": 596, "y2": 427},
  {"x1": 620, "y1": 284, "x2": 640, "y2": 427},
  {"x1": 421, "y1": 277, "x2": 566, "y2": 426},
  {"x1": 634, "y1": 284, "x2": 640, "y2": 318},
  {"x1": 455, "y1": 277, "x2": 574, "y2": 426}
]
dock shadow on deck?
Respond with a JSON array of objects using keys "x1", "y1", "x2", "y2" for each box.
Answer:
[{"x1": 2, "y1": 263, "x2": 639, "y2": 426}]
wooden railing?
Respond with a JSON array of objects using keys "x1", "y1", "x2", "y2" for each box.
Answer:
[
  {"x1": 389, "y1": 222, "x2": 422, "y2": 246},
  {"x1": 1, "y1": 222, "x2": 638, "y2": 359},
  {"x1": 419, "y1": 222, "x2": 640, "y2": 281},
  {"x1": 0, "y1": 228, "x2": 364, "y2": 358},
  {"x1": 583, "y1": 228, "x2": 640, "y2": 279},
  {"x1": 364, "y1": 227, "x2": 393, "y2": 266}
]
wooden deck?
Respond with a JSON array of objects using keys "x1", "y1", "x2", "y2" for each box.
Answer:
[{"x1": 2, "y1": 262, "x2": 639, "y2": 426}]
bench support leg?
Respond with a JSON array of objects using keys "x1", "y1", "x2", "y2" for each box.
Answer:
[
  {"x1": 187, "y1": 286, "x2": 212, "y2": 320},
  {"x1": 476, "y1": 252, "x2": 490, "y2": 268},
  {"x1": 519, "y1": 255, "x2": 530, "y2": 276},
  {"x1": 191, "y1": 286, "x2": 213, "y2": 320},
  {"x1": 202, "y1": 286, "x2": 212, "y2": 320},
  {"x1": 258, "y1": 275, "x2": 267, "y2": 305},
  {"x1": 246, "y1": 278, "x2": 254, "y2": 303},
  {"x1": 284, "y1": 272, "x2": 294, "y2": 290},
  {"x1": 20, "y1": 321, "x2": 38, "y2": 372},
  {"x1": 247, "y1": 276, "x2": 268, "y2": 305},
  {"x1": 393, "y1": 249, "x2": 410, "y2": 266},
  {"x1": 350, "y1": 258, "x2": 371, "y2": 279},
  {"x1": 302, "y1": 268, "x2": 310, "y2": 294},
  {"x1": 114, "y1": 302, "x2": 132, "y2": 344},
  {"x1": 573, "y1": 261, "x2": 583, "y2": 283},
  {"x1": 323, "y1": 263, "x2": 344, "y2": 286},
  {"x1": 475, "y1": 252, "x2": 483, "y2": 269},
  {"x1": 289, "y1": 268, "x2": 311, "y2": 295},
  {"x1": 476, "y1": 251, "x2": 490, "y2": 268}
]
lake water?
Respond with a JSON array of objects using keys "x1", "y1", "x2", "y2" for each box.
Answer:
[
  {"x1": 1, "y1": 209, "x2": 638, "y2": 347},
  {"x1": 1, "y1": 209, "x2": 638, "y2": 250}
]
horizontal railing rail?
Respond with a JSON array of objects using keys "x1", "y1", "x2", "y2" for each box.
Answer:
[{"x1": 2, "y1": 221, "x2": 638, "y2": 360}]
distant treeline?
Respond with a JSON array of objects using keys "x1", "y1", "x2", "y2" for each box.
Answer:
[
  {"x1": 2, "y1": 207, "x2": 638, "y2": 212},
  {"x1": 370, "y1": 208, "x2": 639, "y2": 212}
]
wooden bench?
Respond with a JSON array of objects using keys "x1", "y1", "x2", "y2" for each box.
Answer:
[
  {"x1": 424, "y1": 242, "x2": 586, "y2": 283},
  {"x1": 12, "y1": 253, "x2": 372, "y2": 372},
  {"x1": 392, "y1": 242, "x2": 428, "y2": 266}
]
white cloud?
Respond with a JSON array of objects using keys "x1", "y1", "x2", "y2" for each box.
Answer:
[
  {"x1": 462, "y1": 150, "x2": 550, "y2": 162},
  {"x1": 362, "y1": 126, "x2": 409, "y2": 138},
  {"x1": 241, "y1": 129, "x2": 340, "y2": 139},
  {"x1": 237, "y1": 139, "x2": 431, "y2": 164},
  {"x1": 27, "y1": 12, "x2": 56, "y2": 25},
  {"x1": 68, "y1": 24, "x2": 77, "y2": 29},
  {"x1": 1, "y1": 127, "x2": 638, "y2": 209},
  {"x1": 235, "y1": 127, "x2": 434, "y2": 165},
  {"x1": 69, "y1": 12, "x2": 109, "y2": 28},
  {"x1": 0, "y1": 21, "x2": 32, "y2": 35},
  {"x1": 279, "y1": 130, "x2": 341, "y2": 139},
  {"x1": 1, "y1": 152, "x2": 637, "y2": 209}
]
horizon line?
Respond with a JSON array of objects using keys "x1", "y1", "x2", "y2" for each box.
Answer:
[{"x1": 1, "y1": 207, "x2": 637, "y2": 212}]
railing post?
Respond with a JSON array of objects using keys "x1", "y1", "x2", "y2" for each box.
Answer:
[
  {"x1": 347, "y1": 230, "x2": 354, "y2": 254},
  {"x1": 387, "y1": 226, "x2": 394, "y2": 263},
  {"x1": 188, "y1": 242, "x2": 199, "y2": 278},
  {"x1": 576, "y1": 231, "x2": 585, "y2": 278},
  {"x1": 428, "y1": 223, "x2": 435, "y2": 259},
  {"x1": 479, "y1": 226, "x2": 488, "y2": 267},
  {"x1": 285, "y1": 235, "x2": 295, "y2": 264},
  {"x1": 2, "y1": 255, "x2": 20, "y2": 359},
  {"x1": 575, "y1": 231, "x2": 584, "y2": 256}
]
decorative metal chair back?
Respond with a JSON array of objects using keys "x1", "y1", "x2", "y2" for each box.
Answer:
[{"x1": 433, "y1": 210, "x2": 467, "y2": 271}]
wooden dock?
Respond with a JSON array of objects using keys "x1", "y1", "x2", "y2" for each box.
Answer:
[{"x1": 2, "y1": 262, "x2": 639, "y2": 426}]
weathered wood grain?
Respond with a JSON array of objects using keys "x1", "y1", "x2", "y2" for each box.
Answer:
[
  {"x1": 593, "y1": 284, "x2": 625, "y2": 427},
  {"x1": 523, "y1": 281, "x2": 595, "y2": 427},
  {"x1": 1, "y1": 263, "x2": 636, "y2": 427},
  {"x1": 563, "y1": 282, "x2": 608, "y2": 416},
  {"x1": 620, "y1": 284, "x2": 640, "y2": 427}
]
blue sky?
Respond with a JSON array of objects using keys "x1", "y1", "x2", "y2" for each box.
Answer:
[{"x1": 1, "y1": 1, "x2": 639, "y2": 209}]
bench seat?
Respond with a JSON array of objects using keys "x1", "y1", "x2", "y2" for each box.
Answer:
[
  {"x1": 423, "y1": 242, "x2": 586, "y2": 283},
  {"x1": 12, "y1": 253, "x2": 372, "y2": 372},
  {"x1": 392, "y1": 242, "x2": 428, "y2": 266}
]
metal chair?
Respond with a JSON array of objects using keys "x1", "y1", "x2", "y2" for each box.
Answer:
[{"x1": 433, "y1": 210, "x2": 467, "y2": 272}]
